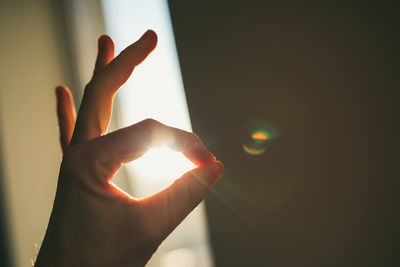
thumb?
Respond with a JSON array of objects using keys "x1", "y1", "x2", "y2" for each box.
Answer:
[{"x1": 142, "y1": 161, "x2": 224, "y2": 238}]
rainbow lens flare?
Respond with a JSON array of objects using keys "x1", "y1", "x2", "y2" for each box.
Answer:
[{"x1": 242, "y1": 129, "x2": 271, "y2": 156}]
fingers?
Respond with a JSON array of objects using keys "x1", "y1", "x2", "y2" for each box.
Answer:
[
  {"x1": 142, "y1": 161, "x2": 224, "y2": 239},
  {"x1": 95, "y1": 30, "x2": 157, "y2": 94},
  {"x1": 84, "y1": 119, "x2": 215, "y2": 180},
  {"x1": 93, "y1": 35, "x2": 115, "y2": 75},
  {"x1": 70, "y1": 30, "x2": 157, "y2": 145},
  {"x1": 55, "y1": 36, "x2": 113, "y2": 152},
  {"x1": 55, "y1": 85, "x2": 77, "y2": 152}
]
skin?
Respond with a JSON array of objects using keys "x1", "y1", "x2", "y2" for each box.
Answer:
[{"x1": 34, "y1": 30, "x2": 224, "y2": 267}]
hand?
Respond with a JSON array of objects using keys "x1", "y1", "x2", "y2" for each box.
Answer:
[{"x1": 34, "y1": 30, "x2": 224, "y2": 267}]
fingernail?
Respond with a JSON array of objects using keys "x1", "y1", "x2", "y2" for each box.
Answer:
[{"x1": 202, "y1": 161, "x2": 224, "y2": 186}]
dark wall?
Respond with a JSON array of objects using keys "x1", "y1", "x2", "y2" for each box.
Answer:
[{"x1": 169, "y1": 1, "x2": 400, "y2": 266}]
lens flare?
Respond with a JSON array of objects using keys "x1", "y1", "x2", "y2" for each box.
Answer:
[
  {"x1": 242, "y1": 129, "x2": 271, "y2": 156},
  {"x1": 251, "y1": 130, "x2": 270, "y2": 141}
]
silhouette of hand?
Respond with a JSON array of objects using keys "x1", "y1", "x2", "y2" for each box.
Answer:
[{"x1": 34, "y1": 30, "x2": 224, "y2": 267}]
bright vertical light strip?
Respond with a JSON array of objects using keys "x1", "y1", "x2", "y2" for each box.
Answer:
[
  {"x1": 101, "y1": 1, "x2": 214, "y2": 267},
  {"x1": 101, "y1": 0, "x2": 191, "y2": 131}
]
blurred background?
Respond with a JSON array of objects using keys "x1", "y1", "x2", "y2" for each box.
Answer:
[{"x1": 0, "y1": 0, "x2": 399, "y2": 266}]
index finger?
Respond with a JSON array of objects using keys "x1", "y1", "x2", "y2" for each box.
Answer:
[{"x1": 85, "y1": 119, "x2": 216, "y2": 181}]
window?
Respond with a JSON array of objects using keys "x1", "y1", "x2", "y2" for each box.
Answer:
[{"x1": 100, "y1": 1, "x2": 214, "y2": 266}]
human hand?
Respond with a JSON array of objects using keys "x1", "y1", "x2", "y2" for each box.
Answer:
[{"x1": 34, "y1": 30, "x2": 224, "y2": 267}]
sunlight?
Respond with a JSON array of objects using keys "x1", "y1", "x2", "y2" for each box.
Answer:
[
  {"x1": 127, "y1": 145, "x2": 196, "y2": 198},
  {"x1": 133, "y1": 146, "x2": 196, "y2": 182}
]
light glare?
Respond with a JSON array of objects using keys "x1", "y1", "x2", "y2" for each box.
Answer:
[{"x1": 133, "y1": 146, "x2": 196, "y2": 182}]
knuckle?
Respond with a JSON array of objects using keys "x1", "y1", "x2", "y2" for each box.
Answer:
[
  {"x1": 142, "y1": 118, "x2": 158, "y2": 126},
  {"x1": 186, "y1": 132, "x2": 202, "y2": 147},
  {"x1": 140, "y1": 118, "x2": 161, "y2": 129},
  {"x1": 61, "y1": 145, "x2": 86, "y2": 176},
  {"x1": 188, "y1": 132, "x2": 199, "y2": 141},
  {"x1": 138, "y1": 119, "x2": 162, "y2": 146},
  {"x1": 84, "y1": 79, "x2": 96, "y2": 94}
]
